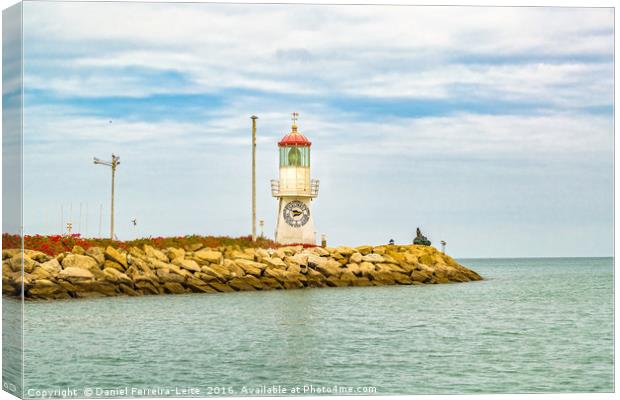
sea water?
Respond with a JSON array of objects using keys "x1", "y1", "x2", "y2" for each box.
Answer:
[{"x1": 5, "y1": 257, "x2": 614, "y2": 396}]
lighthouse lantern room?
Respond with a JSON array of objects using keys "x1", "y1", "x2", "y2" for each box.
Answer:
[{"x1": 271, "y1": 113, "x2": 319, "y2": 245}]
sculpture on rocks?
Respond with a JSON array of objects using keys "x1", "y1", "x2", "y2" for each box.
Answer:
[{"x1": 413, "y1": 227, "x2": 431, "y2": 246}]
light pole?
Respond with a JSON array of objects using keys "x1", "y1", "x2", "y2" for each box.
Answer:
[
  {"x1": 94, "y1": 154, "x2": 120, "y2": 240},
  {"x1": 251, "y1": 115, "x2": 258, "y2": 242}
]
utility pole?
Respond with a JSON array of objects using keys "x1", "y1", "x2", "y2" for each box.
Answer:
[
  {"x1": 94, "y1": 154, "x2": 120, "y2": 240},
  {"x1": 98, "y1": 204, "x2": 103, "y2": 238},
  {"x1": 251, "y1": 115, "x2": 258, "y2": 242}
]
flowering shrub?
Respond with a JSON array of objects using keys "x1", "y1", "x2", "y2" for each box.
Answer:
[
  {"x1": 2, "y1": 233, "x2": 279, "y2": 256},
  {"x1": 285, "y1": 243, "x2": 318, "y2": 248}
]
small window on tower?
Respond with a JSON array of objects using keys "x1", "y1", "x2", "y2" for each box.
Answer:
[{"x1": 288, "y1": 147, "x2": 301, "y2": 167}]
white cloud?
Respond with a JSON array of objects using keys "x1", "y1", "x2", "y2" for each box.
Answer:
[{"x1": 21, "y1": 3, "x2": 613, "y2": 109}]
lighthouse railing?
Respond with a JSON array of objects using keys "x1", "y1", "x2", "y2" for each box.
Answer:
[
  {"x1": 270, "y1": 179, "x2": 320, "y2": 198},
  {"x1": 310, "y1": 179, "x2": 320, "y2": 197},
  {"x1": 270, "y1": 179, "x2": 280, "y2": 197}
]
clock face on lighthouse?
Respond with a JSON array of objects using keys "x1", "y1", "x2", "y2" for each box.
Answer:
[{"x1": 283, "y1": 201, "x2": 310, "y2": 227}]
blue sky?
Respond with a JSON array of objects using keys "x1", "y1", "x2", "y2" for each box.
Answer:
[{"x1": 11, "y1": 2, "x2": 613, "y2": 257}]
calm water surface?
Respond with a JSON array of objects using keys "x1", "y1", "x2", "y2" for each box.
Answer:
[{"x1": 7, "y1": 258, "x2": 614, "y2": 396}]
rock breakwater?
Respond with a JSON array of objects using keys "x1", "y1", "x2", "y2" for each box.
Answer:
[{"x1": 2, "y1": 244, "x2": 482, "y2": 300}]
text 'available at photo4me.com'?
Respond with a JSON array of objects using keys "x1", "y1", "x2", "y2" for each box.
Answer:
[{"x1": 23, "y1": 384, "x2": 379, "y2": 398}]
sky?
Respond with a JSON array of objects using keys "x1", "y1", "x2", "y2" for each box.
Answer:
[{"x1": 7, "y1": 2, "x2": 614, "y2": 257}]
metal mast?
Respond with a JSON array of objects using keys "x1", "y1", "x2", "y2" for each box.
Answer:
[{"x1": 94, "y1": 154, "x2": 120, "y2": 240}]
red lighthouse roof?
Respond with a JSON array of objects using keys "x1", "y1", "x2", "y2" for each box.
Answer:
[{"x1": 278, "y1": 113, "x2": 312, "y2": 147}]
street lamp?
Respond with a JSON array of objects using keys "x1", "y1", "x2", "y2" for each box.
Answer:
[
  {"x1": 94, "y1": 154, "x2": 120, "y2": 240},
  {"x1": 251, "y1": 115, "x2": 258, "y2": 242}
]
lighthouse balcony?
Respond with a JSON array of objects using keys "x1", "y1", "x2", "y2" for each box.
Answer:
[{"x1": 271, "y1": 179, "x2": 319, "y2": 198}]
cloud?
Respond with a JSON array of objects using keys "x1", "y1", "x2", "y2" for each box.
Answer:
[{"x1": 21, "y1": 3, "x2": 613, "y2": 110}]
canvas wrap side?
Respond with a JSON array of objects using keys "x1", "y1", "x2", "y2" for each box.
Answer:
[{"x1": 3, "y1": 2, "x2": 24, "y2": 398}]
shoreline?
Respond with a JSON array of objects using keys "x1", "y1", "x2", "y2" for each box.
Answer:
[{"x1": 2, "y1": 244, "x2": 482, "y2": 300}]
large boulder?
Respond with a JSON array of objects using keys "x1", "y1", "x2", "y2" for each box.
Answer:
[
  {"x1": 39, "y1": 259, "x2": 62, "y2": 275},
  {"x1": 10, "y1": 254, "x2": 38, "y2": 273},
  {"x1": 201, "y1": 264, "x2": 232, "y2": 280},
  {"x1": 135, "y1": 281, "x2": 161, "y2": 295},
  {"x1": 173, "y1": 258, "x2": 201, "y2": 273},
  {"x1": 28, "y1": 267, "x2": 52, "y2": 280},
  {"x1": 185, "y1": 242, "x2": 203, "y2": 252},
  {"x1": 263, "y1": 257, "x2": 287, "y2": 269},
  {"x1": 308, "y1": 247, "x2": 330, "y2": 257},
  {"x1": 185, "y1": 279, "x2": 218, "y2": 293},
  {"x1": 61, "y1": 254, "x2": 99, "y2": 271},
  {"x1": 158, "y1": 272, "x2": 185, "y2": 284},
  {"x1": 358, "y1": 262, "x2": 376, "y2": 277},
  {"x1": 208, "y1": 282, "x2": 235, "y2": 293},
  {"x1": 231, "y1": 250, "x2": 254, "y2": 261},
  {"x1": 2, "y1": 249, "x2": 20, "y2": 260},
  {"x1": 255, "y1": 248, "x2": 270, "y2": 260},
  {"x1": 282, "y1": 271, "x2": 305, "y2": 289},
  {"x1": 304, "y1": 268, "x2": 325, "y2": 287},
  {"x1": 228, "y1": 277, "x2": 256, "y2": 291},
  {"x1": 102, "y1": 268, "x2": 133, "y2": 285},
  {"x1": 166, "y1": 247, "x2": 185, "y2": 261},
  {"x1": 361, "y1": 253, "x2": 385, "y2": 263},
  {"x1": 128, "y1": 246, "x2": 146, "y2": 259},
  {"x1": 28, "y1": 279, "x2": 69, "y2": 299},
  {"x1": 307, "y1": 254, "x2": 328, "y2": 269},
  {"x1": 103, "y1": 259, "x2": 125, "y2": 272},
  {"x1": 313, "y1": 258, "x2": 342, "y2": 278},
  {"x1": 58, "y1": 267, "x2": 94, "y2": 281},
  {"x1": 119, "y1": 283, "x2": 141, "y2": 296},
  {"x1": 234, "y1": 259, "x2": 265, "y2": 277},
  {"x1": 194, "y1": 272, "x2": 218, "y2": 283},
  {"x1": 223, "y1": 260, "x2": 245, "y2": 278},
  {"x1": 194, "y1": 250, "x2": 222, "y2": 264},
  {"x1": 238, "y1": 275, "x2": 265, "y2": 290},
  {"x1": 288, "y1": 253, "x2": 309, "y2": 267},
  {"x1": 85, "y1": 247, "x2": 105, "y2": 265},
  {"x1": 166, "y1": 263, "x2": 193, "y2": 278},
  {"x1": 144, "y1": 245, "x2": 169, "y2": 262},
  {"x1": 344, "y1": 263, "x2": 361, "y2": 276},
  {"x1": 104, "y1": 246, "x2": 127, "y2": 268},
  {"x1": 163, "y1": 282, "x2": 187, "y2": 295},
  {"x1": 24, "y1": 250, "x2": 52, "y2": 263},
  {"x1": 263, "y1": 267, "x2": 287, "y2": 284},
  {"x1": 349, "y1": 253, "x2": 363, "y2": 263},
  {"x1": 259, "y1": 277, "x2": 283, "y2": 290},
  {"x1": 334, "y1": 247, "x2": 356, "y2": 257},
  {"x1": 355, "y1": 245, "x2": 373, "y2": 255}
]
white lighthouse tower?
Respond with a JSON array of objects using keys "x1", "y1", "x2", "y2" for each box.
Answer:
[{"x1": 271, "y1": 113, "x2": 319, "y2": 245}]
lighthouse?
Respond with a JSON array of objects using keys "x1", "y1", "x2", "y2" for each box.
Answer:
[{"x1": 271, "y1": 113, "x2": 319, "y2": 245}]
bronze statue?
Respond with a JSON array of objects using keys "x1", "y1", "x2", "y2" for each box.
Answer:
[{"x1": 413, "y1": 227, "x2": 431, "y2": 246}]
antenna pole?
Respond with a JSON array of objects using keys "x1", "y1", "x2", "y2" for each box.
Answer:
[{"x1": 94, "y1": 153, "x2": 120, "y2": 240}]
